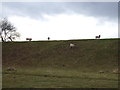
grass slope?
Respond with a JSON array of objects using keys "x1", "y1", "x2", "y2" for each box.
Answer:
[
  {"x1": 3, "y1": 39, "x2": 118, "y2": 71},
  {"x1": 2, "y1": 39, "x2": 119, "y2": 88}
]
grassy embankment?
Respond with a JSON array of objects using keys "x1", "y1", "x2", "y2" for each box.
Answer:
[{"x1": 2, "y1": 39, "x2": 119, "y2": 88}]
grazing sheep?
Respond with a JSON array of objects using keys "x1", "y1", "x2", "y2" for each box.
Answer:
[
  {"x1": 99, "y1": 70, "x2": 104, "y2": 73},
  {"x1": 6, "y1": 67, "x2": 16, "y2": 71},
  {"x1": 95, "y1": 35, "x2": 101, "y2": 39},
  {"x1": 26, "y1": 38, "x2": 32, "y2": 41},
  {"x1": 70, "y1": 43, "x2": 75, "y2": 48},
  {"x1": 113, "y1": 69, "x2": 119, "y2": 74}
]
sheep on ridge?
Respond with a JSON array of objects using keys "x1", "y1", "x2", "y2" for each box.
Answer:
[
  {"x1": 95, "y1": 35, "x2": 101, "y2": 39},
  {"x1": 26, "y1": 38, "x2": 32, "y2": 41}
]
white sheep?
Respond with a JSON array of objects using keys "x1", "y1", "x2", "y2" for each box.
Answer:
[
  {"x1": 70, "y1": 43, "x2": 75, "y2": 48},
  {"x1": 113, "y1": 68, "x2": 119, "y2": 74},
  {"x1": 6, "y1": 67, "x2": 16, "y2": 71}
]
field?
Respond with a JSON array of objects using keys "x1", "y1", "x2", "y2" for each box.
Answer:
[{"x1": 2, "y1": 39, "x2": 119, "y2": 88}]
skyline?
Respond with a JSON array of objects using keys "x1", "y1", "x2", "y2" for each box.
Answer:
[{"x1": 0, "y1": 2, "x2": 118, "y2": 41}]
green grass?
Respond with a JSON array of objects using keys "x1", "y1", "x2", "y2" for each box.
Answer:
[
  {"x1": 3, "y1": 74, "x2": 118, "y2": 88},
  {"x1": 2, "y1": 39, "x2": 119, "y2": 88},
  {"x1": 2, "y1": 67, "x2": 118, "y2": 88}
]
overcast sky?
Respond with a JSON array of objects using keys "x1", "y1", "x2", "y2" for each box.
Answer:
[{"x1": 0, "y1": 1, "x2": 118, "y2": 41}]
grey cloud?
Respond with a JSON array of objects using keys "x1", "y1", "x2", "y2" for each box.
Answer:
[
  {"x1": 64, "y1": 2, "x2": 118, "y2": 21},
  {"x1": 2, "y1": 2, "x2": 67, "y2": 19},
  {"x1": 1, "y1": 2, "x2": 118, "y2": 21}
]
